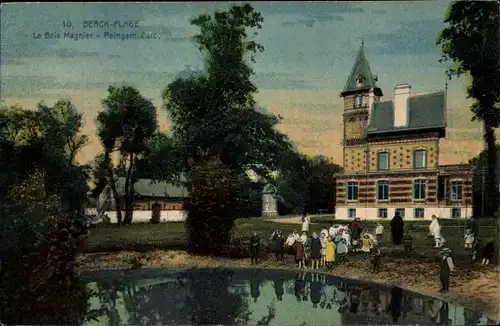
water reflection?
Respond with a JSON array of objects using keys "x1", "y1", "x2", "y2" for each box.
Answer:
[{"x1": 81, "y1": 268, "x2": 494, "y2": 326}]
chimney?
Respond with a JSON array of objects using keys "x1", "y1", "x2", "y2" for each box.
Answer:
[{"x1": 393, "y1": 84, "x2": 411, "y2": 127}]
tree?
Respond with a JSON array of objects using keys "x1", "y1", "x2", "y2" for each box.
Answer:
[
  {"x1": 277, "y1": 154, "x2": 343, "y2": 214},
  {"x1": 470, "y1": 145, "x2": 500, "y2": 217},
  {"x1": 96, "y1": 86, "x2": 158, "y2": 225},
  {"x1": 134, "y1": 131, "x2": 181, "y2": 183},
  {"x1": 437, "y1": 1, "x2": 500, "y2": 217},
  {"x1": 38, "y1": 100, "x2": 89, "y2": 165},
  {"x1": 0, "y1": 102, "x2": 90, "y2": 214},
  {"x1": 162, "y1": 4, "x2": 295, "y2": 253},
  {"x1": 0, "y1": 103, "x2": 91, "y2": 324},
  {"x1": 308, "y1": 155, "x2": 343, "y2": 214}
]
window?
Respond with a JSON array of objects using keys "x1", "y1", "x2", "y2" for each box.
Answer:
[
  {"x1": 395, "y1": 208, "x2": 405, "y2": 218},
  {"x1": 451, "y1": 207, "x2": 461, "y2": 218},
  {"x1": 376, "y1": 180, "x2": 389, "y2": 200},
  {"x1": 377, "y1": 152, "x2": 389, "y2": 170},
  {"x1": 437, "y1": 176, "x2": 446, "y2": 200},
  {"x1": 413, "y1": 150, "x2": 426, "y2": 169},
  {"x1": 450, "y1": 180, "x2": 463, "y2": 201},
  {"x1": 348, "y1": 208, "x2": 357, "y2": 218},
  {"x1": 413, "y1": 179, "x2": 426, "y2": 200},
  {"x1": 346, "y1": 182, "x2": 359, "y2": 201},
  {"x1": 355, "y1": 95, "x2": 364, "y2": 108},
  {"x1": 356, "y1": 75, "x2": 364, "y2": 86},
  {"x1": 377, "y1": 208, "x2": 388, "y2": 218},
  {"x1": 414, "y1": 208, "x2": 425, "y2": 218}
]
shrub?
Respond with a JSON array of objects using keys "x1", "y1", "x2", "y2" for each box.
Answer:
[{"x1": 0, "y1": 170, "x2": 90, "y2": 325}]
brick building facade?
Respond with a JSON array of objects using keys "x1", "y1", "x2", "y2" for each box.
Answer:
[{"x1": 335, "y1": 44, "x2": 473, "y2": 220}]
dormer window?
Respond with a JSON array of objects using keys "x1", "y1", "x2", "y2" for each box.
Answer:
[{"x1": 356, "y1": 75, "x2": 364, "y2": 87}]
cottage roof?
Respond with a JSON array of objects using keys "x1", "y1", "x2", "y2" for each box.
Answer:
[
  {"x1": 341, "y1": 43, "x2": 383, "y2": 97},
  {"x1": 114, "y1": 177, "x2": 189, "y2": 198},
  {"x1": 367, "y1": 91, "x2": 446, "y2": 135}
]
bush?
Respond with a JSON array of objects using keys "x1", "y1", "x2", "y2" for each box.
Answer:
[
  {"x1": 220, "y1": 235, "x2": 272, "y2": 259},
  {"x1": 0, "y1": 170, "x2": 90, "y2": 325},
  {"x1": 185, "y1": 157, "x2": 239, "y2": 256}
]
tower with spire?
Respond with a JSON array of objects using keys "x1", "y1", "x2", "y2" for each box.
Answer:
[{"x1": 340, "y1": 42, "x2": 383, "y2": 168}]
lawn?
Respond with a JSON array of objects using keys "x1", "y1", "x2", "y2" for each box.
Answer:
[{"x1": 84, "y1": 216, "x2": 499, "y2": 263}]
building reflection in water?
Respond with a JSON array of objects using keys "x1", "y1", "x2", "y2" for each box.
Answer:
[{"x1": 81, "y1": 268, "x2": 494, "y2": 326}]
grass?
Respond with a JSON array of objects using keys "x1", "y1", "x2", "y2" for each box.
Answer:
[{"x1": 84, "y1": 216, "x2": 499, "y2": 264}]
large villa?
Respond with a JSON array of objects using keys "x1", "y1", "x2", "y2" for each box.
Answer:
[{"x1": 334, "y1": 44, "x2": 473, "y2": 220}]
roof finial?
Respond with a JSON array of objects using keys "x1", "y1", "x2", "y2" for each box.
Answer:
[{"x1": 361, "y1": 39, "x2": 364, "y2": 47}]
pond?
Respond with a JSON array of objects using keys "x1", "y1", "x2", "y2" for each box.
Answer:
[{"x1": 81, "y1": 268, "x2": 494, "y2": 326}]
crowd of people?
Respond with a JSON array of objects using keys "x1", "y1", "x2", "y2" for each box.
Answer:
[{"x1": 248, "y1": 213, "x2": 496, "y2": 293}]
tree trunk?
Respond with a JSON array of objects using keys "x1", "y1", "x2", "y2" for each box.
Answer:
[
  {"x1": 104, "y1": 150, "x2": 123, "y2": 226},
  {"x1": 484, "y1": 124, "x2": 499, "y2": 217},
  {"x1": 108, "y1": 177, "x2": 123, "y2": 226},
  {"x1": 123, "y1": 153, "x2": 135, "y2": 225}
]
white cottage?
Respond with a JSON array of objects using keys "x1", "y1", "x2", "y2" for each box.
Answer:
[{"x1": 96, "y1": 178, "x2": 190, "y2": 223}]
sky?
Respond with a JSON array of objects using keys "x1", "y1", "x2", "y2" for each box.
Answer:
[{"x1": 1, "y1": 1, "x2": 496, "y2": 166}]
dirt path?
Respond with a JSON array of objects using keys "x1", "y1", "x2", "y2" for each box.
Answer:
[{"x1": 78, "y1": 250, "x2": 500, "y2": 321}]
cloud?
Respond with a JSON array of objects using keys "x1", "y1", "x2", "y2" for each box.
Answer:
[
  {"x1": 257, "y1": 2, "x2": 364, "y2": 16},
  {"x1": 367, "y1": 19, "x2": 446, "y2": 55},
  {"x1": 165, "y1": 36, "x2": 192, "y2": 43},
  {"x1": 282, "y1": 14, "x2": 345, "y2": 28},
  {"x1": 0, "y1": 58, "x2": 25, "y2": 65},
  {"x1": 252, "y1": 72, "x2": 321, "y2": 91},
  {"x1": 371, "y1": 9, "x2": 387, "y2": 14},
  {"x1": 56, "y1": 48, "x2": 100, "y2": 58},
  {"x1": 282, "y1": 19, "x2": 315, "y2": 28},
  {"x1": 0, "y1": 69, "x2": 182, "y2": 99}
]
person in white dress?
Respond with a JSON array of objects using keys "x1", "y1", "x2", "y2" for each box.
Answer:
[
  {"x1": 464, "y1": 229, "x2": 475, "y2": 249},
  {"x1": 375, "y1": 222, "x2": 384, "y2": 244},
  {"x1": 342, "y1": 228, "x2": 351, "y2": 249},
  {"x1": 429, "y1": 215, "x2": 445, "y2": 248},
  {"x1": 320, "y1": 226, "x2": 329, "y2": 239},
  {"x1": 301, "y1": 214, "x2": 310, "y2": 234}
]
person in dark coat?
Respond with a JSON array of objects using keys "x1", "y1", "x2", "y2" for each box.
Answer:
[
  {"x1": 272, "y1": 274, "x2": 284, "y2": 301},
  {"x1": 250, "y1": 270, "x2": 262, "y2": 303},
  {"x1": 293, "y1": 238, "x2": 306, "y2": 269},
  {"x1": 439, "y1": 248, "x2": 454, "y2": 293},
  {"x1": 310, "y1": 232, "x2": 322, "y2": 269},
  {"x1": 350, "y1": 217, "x2": 363, "y2": 252},
  {"x1": 389, "y1": 286, "x2": 403, "y2": 323},
  {"x1": 249, "y1": 232, "x2": 261, "y2": 265},
  {"x1": 481, "y1": 240, "x2": 495, "y2": 265},
  {"x1": 371, "y1": 243, "x2": 381, "y2": 273},
  {"x1": 402, "y1": 230, "x2": 413, "y2": 254},
  {"x1": 466, "y1": 216, "x2": 479, "y2": 239},
  {"x1": 390, "y1": 211, "x2": 404, "y2": 245},
  {"x1": 270, "y1": 229, "x2": 285, "y2": 262},
  {"x1": 309, "y1": 273, "x2": 322, "y2": 308}
]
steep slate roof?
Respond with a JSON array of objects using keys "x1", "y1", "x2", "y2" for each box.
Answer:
[
  {"x1": 341, "y1": 44, "x2": 383, "y2": 96},
  {"x1": 367, "y1": 91, "x2": 446, "y2": 135},
  {"x1": 114, "y1": 177, "x2": 189, "y2": 198}
]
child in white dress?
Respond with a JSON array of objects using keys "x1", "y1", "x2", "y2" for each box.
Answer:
[{"x1": 464, "y1": 229, "x2": 474, "y2": 249}]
